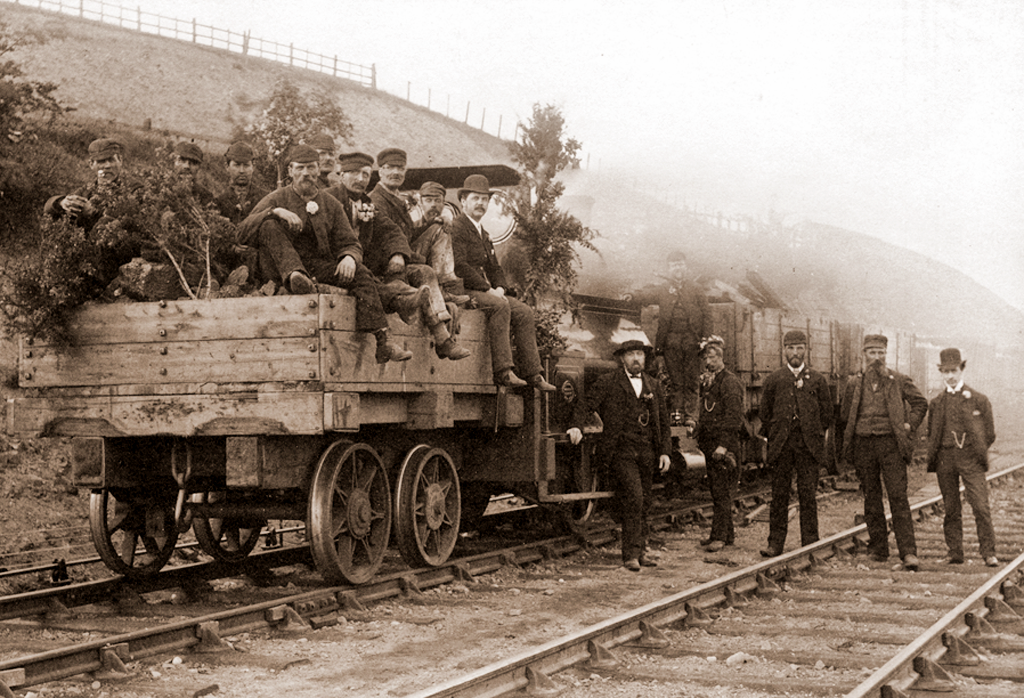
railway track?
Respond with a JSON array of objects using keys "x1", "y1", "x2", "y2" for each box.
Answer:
[{"x1": 407, "y1": 463, "x2": 1024, "y2": 698}]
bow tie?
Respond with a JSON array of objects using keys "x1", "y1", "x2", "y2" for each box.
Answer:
[{"x1": 628, "y1": 372, "x2": 641, "y2": 379}]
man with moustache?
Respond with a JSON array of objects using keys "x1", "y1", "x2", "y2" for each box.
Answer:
[
  {"x1": 306, "y1": 133, "x2": 337, "y2": 188},
  {"x1": 214, "y1": 141, "x2": 268, "y2": 224},
  {"x1": 44, "y1": 137, "x2": 128, "y2": 232},
  {"x1": 759, "y1": 330, "x2": 833, "y2": 557},
  {"x1": 926, "y1": 348, "x2": 998, "y2": 567},
  {"x1": 448, "y1": 174, "x2": 555, "y2": 390},
  {"x1": 839, "y1": 334, "x2": 927, "y2": 570},
  {"x1": 238, "y1": 144, "x2": 411, "y2": 364},
  {"x1": 170, "y1": 141, "x2": 214, "y2": 206},
  {"x1": 326, "y1": 152, "x2": 469, "y2": 361},
  {"x1": 411, "y1": 181, "x2": 469, "y2": 304},
  {"x1": 567, "y1": 339, "x2": 672, "y2": 571}
]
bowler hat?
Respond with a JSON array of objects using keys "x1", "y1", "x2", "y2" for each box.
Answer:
[
  {"x1": 419, "y1": 181, "x2": 446, "y2": 198},
  {"x1": 173, "y1": 141, "x2": 204, "y2": 163},
  {"x1": 287, "y1": 144, "x2": 320, "y2": 164},
  {"x1": 377, "y1": 147, "x2": 407, "y2": 167},
  {"x1": 458, "y1": 174, "x2": 494, "y2": 199},
  {"x1": 863, "y1": 334, "x2": 888, "y2": 350},
  {"x1": 783, "y1": 330, "x2": 807, "y2": 346},
  {"x1": 613, "y1": 339, "x2": 652, "y2": 357},
  {"x1": 224, "y1": 141, "x2": 255, "y2": 164},
  {"x1": 87, "y1": 138, "x2": 123, "y2": 160},
  {"x1": 938, "y1": 348, "x2": 966, "y2": 370},
  {"x1": 338, "y1": 152, "x2": 374, "y2": 172},
  {"x1": 306, "y1": 133, "x2": 335, "y2": 152}
]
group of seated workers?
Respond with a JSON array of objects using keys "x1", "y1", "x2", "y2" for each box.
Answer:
[{"x1": 44, "y1": 136, "x2": 556, "y2": 389}]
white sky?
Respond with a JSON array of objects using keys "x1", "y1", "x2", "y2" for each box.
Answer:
[{"x1": 134, "y1": 0, "x2": 1024, "y2": 310}]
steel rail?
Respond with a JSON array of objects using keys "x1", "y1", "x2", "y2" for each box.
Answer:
[{"x1": 402, "y1": 461, "x2": 1024, "y2": 698}]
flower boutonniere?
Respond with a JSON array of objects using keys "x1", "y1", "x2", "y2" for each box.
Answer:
[
  {"x1": 641, "y1": 391, "x2": 654, "y2": 402},
  {"x1": 795, "y1": 378, "x2": 804, "y2": 389},
  {"x1": 963, "y1": 390, "x2": 972, "y2": 399},
  {"x1": 306, "y1": 201, "x2": 319, "y2": 215}
]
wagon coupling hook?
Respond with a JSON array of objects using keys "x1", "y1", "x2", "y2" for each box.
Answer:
[{"x1": 171, "y1": 441, "x2": 194, "y2": 533}]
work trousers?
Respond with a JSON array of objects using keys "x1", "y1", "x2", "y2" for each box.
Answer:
[
  {"x1": 467, "y1": 290, "x2": 542, "y2": 378},
  {"x1": 936, "y1": 449, "x2": 996, "y2": 560},
  {"x1": 605, "y1": 435, "x2": 655, "y2": 562},
  {"x1": 380, "y1": 263, "x2": 450, "y2": 327},
  {"x1": 662, "y1": 333, "x2": 701, "y2": 422},
  {"x1": 258, "y1": 219, "x2": 387, "y2": 333},
  {"x1": 767, "y1": 432, "x2": 820, "y2": 550},
  {"x1": 700, "y1": 445, "x2": 739, "y2": 544},
  {"x1": 411, "y1": 224, "x2": 459, "y2": 286},
  {"x1": 854, "y1": 434, "x2": 917, "y2": 559}
]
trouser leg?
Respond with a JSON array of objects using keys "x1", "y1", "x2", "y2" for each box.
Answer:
[
  {"x1": 412, "y1": 225, "x2": 459, "y2": 285},
  {"x1": 607, "y1": 443, "x2": 646, "y2": 562},
  {"x1": 706, "y1": 451, "x2": 738, "y2": 544},
  {"x1": 878, "y1": 442, "x2": 916, "y2": 557},
  {"x1": 308, "y1": 259, "x2": 388, "y2": 333},
  {"x1": 468, "y1": 290, "x2": 512, "y2": 374},
  {"x1": 792, "y1": 443, "x2": 820, "y2": 546},
  {"x1": 404, "y1": 263, "x2": 450, "y2": 325},
  {"x1": 767, "y1": 450, "x2": 794, "y2": 550},
  {"x1": 257, "y1": 219, "x2": 306, "y2": 284},
  {"x1": 507, "y1": 296, "x2": 542, "y2": 378},
  {"x1": 936, "y1": 450, "x2": 964, "y2": 559},
  {"x1": 958, "y1": 454, "x2": 996, "y2": 558},
  {"x1": 855, "y1": 436, "x2": 889, "y2": 557}
]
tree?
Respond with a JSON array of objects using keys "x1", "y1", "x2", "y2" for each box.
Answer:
[
  {"x1": 505, "y1": 103, "x2": 597, "y2": 355},
  {"x1": 243, "y1": 80, "x2": 354, "y2": 187}
]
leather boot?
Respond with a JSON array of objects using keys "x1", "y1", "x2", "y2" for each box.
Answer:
[
  {"x1": 436, "y1": 337, "x2": 471, "y2": 360},
  {"x1": 441, "y1": 279, "x2": 470, "y2": 306},
  {"x1": 391, "y1": 285, "x2": 429, "y2": 324},
  {"x1": 374, "y1": 331, "x2": 413, "y2": 364},
  {"x1": 494, "y1": 368, "x2": 527, "y2": 387},
  {"x1": 528, "y1": 374, "x2": 557, "y2": 392}
]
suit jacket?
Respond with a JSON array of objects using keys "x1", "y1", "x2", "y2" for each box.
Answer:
[
  {"x1": 324, "y1": 185, "x2": 411, "y2": 277},
  {"x1": 369, "y1": 184, "x2": 415, "y2": 236},
  {"x1": 632, "y1": 278, "x2": 711, "y2": 349},
  {"x1": 447, "y1": 212, "x2": 508, "y2": 292},
  {"x1": 237, "y1": 185, "x2": 362, "y2": 264},
  {"x1": 573, "y1": 368, "x2": 671, "y2": 466},
  {"x1": 761, "y1": 365, "x2": 833, "y2": 464},
  {"x1": 695, "y1": 368, "x2": 744, "y2": 456},
  {"x1": 839, "y1": 367, "x2": 927, "y2": 464},
  {"x1": 214, "y1": 184, "x2": 270, "y2": 225},
  {"x1": 926, "y1": 385, "x2": 995, "y2": 471}
]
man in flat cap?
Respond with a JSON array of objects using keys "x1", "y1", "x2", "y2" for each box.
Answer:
[
  {"x1": 238, "y1": 144, "x2": 411, "y2": 364},
  {"x1": 839, "y1": 334, "x2": 927, "y2": 570},
  {"x1": 448, "y1": 174, "x2": 555, "y2": 390},
  {"x1": 305, "y1": 133, "x2": 337, "y2": 188},
  {"x1": 171, "y1": 141, "x2": 214, "y2": 206},
  {"x1": 926, "y1": 348, "x2": 998, "y2": 567},
  {"x1": 567, "y1": 339, "x2": 671, "y2": 571},
  {"x1": 325, "y1": 153, "x2": 469, "y2": 361},
  {"x1": 694, "y1": 336, "x2": 744, "y2": 552},
  {"x1": 214, "y1": 141, "x2": 269, "y2": 225},
  {"x1": 410, "y1": 181, "x2": 470, "y2": 305},
  {"x1": 44, "y1": 137, "x2": 128, "y2": 232},
  {"x1": 759, "y1": 330, "x2": 833, "y2": 557}
]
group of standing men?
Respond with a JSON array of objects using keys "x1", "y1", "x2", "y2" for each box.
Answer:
[{"x1": 570, "y1": 321, "x2": 999, "y2": 573}]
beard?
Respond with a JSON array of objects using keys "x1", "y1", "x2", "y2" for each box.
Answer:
[{"x1": 293, "y1": 176, "x2": 318, "y2": 198}]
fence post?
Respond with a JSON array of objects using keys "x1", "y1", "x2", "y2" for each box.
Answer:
[
  {"x1": 407, "y1": 82, "x2": 411, "y2": 101},
  {"x1": 427, "y1": 88, "x2": 431, "y2": 110},
  {"x1": 242, "y1": 30, "x2": 249, "y2": 55},
  {"x1": 137, "y1": 5, "x2": 141, "y2": 31},
  {"x1": 446, "y1": 94, "x2": 450, "y2": 118},
  {"x1": 371, "y1": 63, "x2": 377, "y2": 89},
  {"x1": 480, "y1": 108, "x2": 485, "y2": 131},
  {"x1": 333, "y1": 55, "x2": 338, "y2": 77},
  {"x1": 289, "y1": 43, "x2": 294, "y2": 66},
  {"x1": 465, "y1": 101, "x2": 470, "y2": 124},
  {"x1": 192, "y1": 18, "x2": 196, "y2": 43},
  {"x1": 497, "y1": 114, "x2": 502, "y2": 139},
  {"x1": 79, "y1": 0, "x2": 83, "y2": 18}
]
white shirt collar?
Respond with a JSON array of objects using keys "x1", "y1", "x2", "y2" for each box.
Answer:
[
  {"x1": 946, "y1": 379, "x2": 964, "y2": 394},
  {"x1": 625, "y1": 368, "x2": 643, "y2": 396},
  {"x1": 468, "y1": 215, "x2": 484, "y2": 236},
  {"x1": 788, "y1": 363, "x2": 805, "y2": 378}
]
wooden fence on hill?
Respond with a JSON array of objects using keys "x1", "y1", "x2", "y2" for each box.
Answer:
[{"x1": 6, "y1": 0, "x2": 377, "y2": 88}]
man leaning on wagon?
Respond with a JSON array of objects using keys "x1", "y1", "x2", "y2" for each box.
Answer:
[
  {"x1": 926, "y1": 348, "x2": 999, "y2": 567},
  {"x1": 759, "y1": 330, "x2": 833, "y2": 558},
  {"x1": 237, "y1": 144, "x2": 412, "y2": 364},
  {"x1": 448, "y1": 174, "x2": 555, "y2": 391},
  {"x1": 324, "y1": 152, "x2": 469, "y2": 361},
  {"x1": 839, "y1": 334, "x2": 927, "y2": 571}
]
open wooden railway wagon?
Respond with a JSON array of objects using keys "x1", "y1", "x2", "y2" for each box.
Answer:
[{"x1": 6, "y1": 294, "x2": 606, "y2": 584}]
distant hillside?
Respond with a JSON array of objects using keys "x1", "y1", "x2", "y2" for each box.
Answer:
[{"x1": 5, "y1": 3, "x2": 512, "y2": 167}]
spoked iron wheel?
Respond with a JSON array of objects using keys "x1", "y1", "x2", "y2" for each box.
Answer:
[
  {"x1": 308, "y1": 440, "x2": 392, "y2": 585},
  {"x1": 190, "y1": 491, "x2": 265, "y2": 563},
  {"x1": 394, "y1": 445, "x2": 461, "y2": 568},
  {"x1": 89, "y1": 488, "x2": 179, "y2": 578}
]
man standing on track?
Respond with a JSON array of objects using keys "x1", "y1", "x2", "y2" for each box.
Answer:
[
  {"x1": 759, "y1": 330, "x2": 833, "y2": 557},
  {"x1": 926, "y1": 348, "x2": 999, "y2": 567},
  {"x1": 839, "y1": 334, "x2": 927, "y2": 571},
  {"x1": 567, "y1": 339, "x2": 672, "y2": 571}
]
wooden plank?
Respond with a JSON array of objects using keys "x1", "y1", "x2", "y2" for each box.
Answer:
[
  {"x1": 319, "y1": 295, "x2": 490, "y2": 344},
  {"x1": 26, "y1": 381, "x2": 324, "y2": 398},
  {"x1": 23, "y1": 337, "x2": 320, "y2": 387},
  {"x1": 8, "y1": 392, "x2": 324, "y2": 438},
  {"x1": 33, "y1": 295, "x2": 321, "y2": 347}
]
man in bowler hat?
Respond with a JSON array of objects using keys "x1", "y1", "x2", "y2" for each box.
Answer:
[
  {"x1": 926, "y1": 348, "x2": 998, "y2": 567},
  {"x1": 448, "y1": 174, "x2": 555, "y2": 390},
  {"x1": 839, "y1": 334, "x2": 927, "y2": 570},
  {"x1": 567, "y1": 339, "x2": 672, "y2": 571},
  {"x1": 759, "y1": 330, "x2": 833, "y2": 557}
]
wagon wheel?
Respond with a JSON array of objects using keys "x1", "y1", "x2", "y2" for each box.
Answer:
[
  {"x1": 89, "y1": 488, "x2": 179, "y2": 578},
  {"x1": 394, "y1": 445, "x2": 461, "y2": 568},
  {"x1": 308, "y1": 440, "x2": 392, "y2": 585},
  {"x1": 190, "y1": 491, "x2": 265, "y2": 563}
]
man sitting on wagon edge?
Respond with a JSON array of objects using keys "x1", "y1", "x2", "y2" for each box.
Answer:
[{"x1": 237, "y1": 144, "x2": 412, "y2": 364}]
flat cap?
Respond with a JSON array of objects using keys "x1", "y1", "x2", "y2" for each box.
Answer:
[
  {"x1": 377, "y1": 147, "x2": 407, "y2": 167},
  {"x1": 938, "y1": 347, "x2": 965, "y2": 370},
  {"x1": 88, "y1": 138, "x2": 123, "y2": 160},
  {"x1": 613, "y1": 339, "x2": 653, "y2": 356},
  {"x1": 224, "y1": 141, "x2": 255, "y2": 163},
  {"x1": 419, "y1": 181, "x2": 446, "y2": 198},
  {"x1": 783, "y1": 330, "x2": 807, "y2": 346},
  {"x1": 338, "y1": 151, "x2": 374, "y2": 172},
  {"x1": 287, "y1": 144, "x2": 320, "y2": 164},
  {"x1": 173, "y1": 141, "x2": 204, "y2": 162},
  {"x1": 306, "y1": 133, "x2": 335, "y2": 151},
  {"x1": 863, "y1": 334, "x2": 888, "y2": 350}
]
